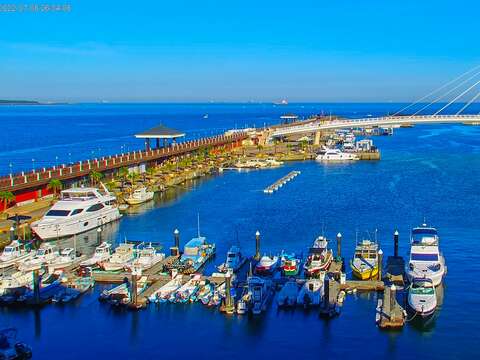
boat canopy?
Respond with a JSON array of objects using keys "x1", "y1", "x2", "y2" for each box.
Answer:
[{"x1": 412, "y1": 227, "x2": 437, "y2": 235}]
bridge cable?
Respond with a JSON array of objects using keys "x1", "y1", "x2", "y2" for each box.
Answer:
[
  {"x1": 456, "y1": 91, "x2": 480, "y2": 115},
  {"x1": 392, "y1": 64, "x2": 480, "y2": 116},
  {"x1": 434, "y1": 78, "x2": 480, "y2": 115},
  {"x1": 413, "y1": 69, "x2": 480, "y2": 115}
]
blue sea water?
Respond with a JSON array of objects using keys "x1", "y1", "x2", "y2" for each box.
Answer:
[{"x1": 1, "y1": 104, "x2": 480, "y2": 359}]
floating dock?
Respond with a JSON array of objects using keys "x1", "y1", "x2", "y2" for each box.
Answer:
[{"x1": 263, "y1": 171, "x2": 300, "y2": 194}]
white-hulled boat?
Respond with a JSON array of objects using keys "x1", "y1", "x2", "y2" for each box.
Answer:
[
  {"x1": 405, "y1": 223, "x2": 446, "y2": 286},
  {"x1": 0, "y1": 270, "x2": 35, "y2": 301},
  {"x1": 101, "y1": 243, "x2": 135, "y2": 272},
  {"x1": 217, "y1": 245, "x2": 246, "y2": 273},
  {"x1": 246, "y1": 275, "x2": 272, "y2": 314},
  {"x1": 254, "y1": 255, "x2": 279, "y2": 275},
  {"x1": 0, "y1": 241, "x2": 35, "y2": 270},
  {"x1": 124, "y1": 187, "x2": 154, "y2": 205},
  {"x1": 297, "y1": 278, "x2": 323, "y2": 307},
  {"x1": 303, "y1": 236, "x2": 333, "y2": 277},
  {"x1": 408, "y1": 278, "x2": 437, "y2": 318},
  {"x1": 148, "y1": 275, "x2": 183, "y2": 303},
  {"x1": 316, "y1": 148, "x2": 359, "y2": 162},
  {"x1": 18, "y1": 244, "x2": 59, "y2": 272},
  {"x1": 31, "y1": 185, "x2": 121, "y2": 240},
  {"x1": 277, "y1": 279, "x2": 299, "y2": 307},
  {"x1": 47, "y1": 248, "x2": 86, "y2": 273},
  {"x1": 126, "y1": 243, "x2": 165, "y2": 272},
  {"x1": 80, "y1": 242, "x2": 112, "y2": 267}
]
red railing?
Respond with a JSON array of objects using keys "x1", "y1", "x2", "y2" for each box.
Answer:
[{"x1": 0, "y1": 133, "x2": 246, "y2": 192}]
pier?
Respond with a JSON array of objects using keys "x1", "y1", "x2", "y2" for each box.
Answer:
[
  {"x1": 263, "y1": 171, "x2": 300, "y2": 194},
  {"x1": 0, "y1": 132, "x2": 246, "y2": 203}
]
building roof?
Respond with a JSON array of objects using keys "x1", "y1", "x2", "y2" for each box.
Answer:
[{"x1": 135, "y1": 124, "x2": 185, "y2": 139}]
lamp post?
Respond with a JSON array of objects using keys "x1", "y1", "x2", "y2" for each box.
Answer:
[
  {"x1": 31, "y1": 158, "x2": 35, "y2": 173},
  {"x1": 68, "y1": 152, "x2": 72, "y2": 165},
  {"x1": 9, "y1": 162, "x2": 12, "y2": 177}
]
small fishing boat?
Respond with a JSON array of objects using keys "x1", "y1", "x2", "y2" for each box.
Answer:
[
  {"x1": 296, "y1": 278, "x2": 323, "y2": 307},
  {"x1": 198, "y1": 282, "x2": 214, "y2": 305},
  {"x1": 280, "y1": 252, "x2": 301, "y2": 276},
  {"x1": 0, "y1": 328, "x2": 32, "y2": 359},
  {"x1": 350, "y1": 239, "x2": 379, "y2": 280},
  {"x1": 207, "y1": 282, "x2": 226, "y2": 307},
  {"x1": 18, "y1": 244, "x2": 60, "y2": 272},
  {"x1": 405, "y1": 223, "x2": 446, "y2": 286},
  {"x1": 0, "y1": 241, "x2": 35, "y2": 270},
  {"x1": 99, "y1": 277, "x2": 148, "y2": 306},
  {"x1": 126, "y1": 243, "x2": 165, "y2": 272},
  {"x1": 101, "y1": 242, "x2": 135, "y2": 272},
  {"x1": 47, "y1": 248, "x2": 86, "y2": 273},
  {"x1": 217, "y1": 245, "x2": 246, "y2": 273},
  {"x1": 53, "y1": 275, "x2": 95, "y2": 304},
  {"x1": 254, "y1": 255, "x2": 279, "y2": 275},
  {"x1": 277, "y1": 279, "x2": 299, "y2": 307},
  {"x1": 304, "y1": 236, "x2": 333, "y2": 277},
  {"x1": 246, "y1": 275, "x2": 272, "y2": 314},
  {"x1": 124, "y1": 187, "x2": 154, "y2": 205},
  {"x1": 148, "y1": 275, "x2": 183, "y2": 303},
  {"x1": 171, "y1": 275, "x2": 203, "y2": 303},
  {"x1": 408, "y1": 278, "x2": 437, "y2": 318},
  {"x1": 80, "y1": 242, "x2": 112, "y2": 267},
  {"x1": 17, "y1": 274, "x2": 62, "y2": 305}
]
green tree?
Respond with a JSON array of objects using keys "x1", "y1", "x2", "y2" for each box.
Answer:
[
  {"x1": 47, "y1": 179, "x2": 62, "y2": 197},
  {"x1": 89, "y1": 170, "x2": 104, "y2": 186},
  {"x1": 0, "y1": 191, "x2": 15, "y2": 212},
  {"x1": 127, "y1": 171, "x2": 140, "y2": 185}
]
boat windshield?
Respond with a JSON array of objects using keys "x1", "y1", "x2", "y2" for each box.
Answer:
[
  {"x1": 46, "y1": 209, "x2": 71, "y2": 217},
  {"x1": 411, "y1": 253, "x2": 438, "y2": 261},
  {"x1": 3, "y1": 247, "x2": 14, "y2": 253},
  {"x1": 95, "y1": 248, "x2": 106, "y2": 254},
  {"x1": 411, "y1": 286, "x2": 435, "y2": 295},
  {"x1": 61, "y1": 191, "x2": 97, "y2": 200},
  {"x1": 37, "y1": 249, "x2": 46, "y2": 256},
  {"x1": 227, "y1": 253, "x2": 236, "y2": 258}
]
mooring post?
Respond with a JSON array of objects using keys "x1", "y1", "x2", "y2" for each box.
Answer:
[
  {"x1": 96, "y1": 227, "x2": 102, "y2": 244},
  {"x1": 394, "y1": 230, "x2": 399, "y2": 258},
  {"x1": 171, "y1": 229, "x2": 180, "y2": 256},
  {"x1": 390, "y1": 284, "x2": 396, "y2": 320},
  {"x1": 255, "y1": 230, "x2": 261, "y2": 261},
  {"x1": 336, "y1": 232, "x2": 342, "y2": 259},
  {"x1": 9, "y1": 226, "x2": 15, "y2": 241},
  {"x1": 323, "y1": 276, "x2": 330, "y2": 310},
  {"x1": 378, "y1": 249, "x2": 383, "y2": 281},
  {"x1": 33, "y1": 269, "x2": 40, "y2": 305},
  {"x1": 131, "y1": 269, "x2": 139, "y2": 307},
  {"x1": 225, "y1": 271, "x2": 234, "y2": 313}
]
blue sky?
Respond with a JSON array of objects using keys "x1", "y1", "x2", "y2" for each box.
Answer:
[{"x1": 1, "y1": 0, "x2": 479, "y2": 102}]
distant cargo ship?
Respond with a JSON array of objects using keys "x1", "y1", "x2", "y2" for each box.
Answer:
[{"x1": 273, "y1": 99, "x2": 288, "y2": 105}]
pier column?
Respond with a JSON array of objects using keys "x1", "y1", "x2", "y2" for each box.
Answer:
[
  {"x1": 96, "y1": 227, "x2": 102, "y2": 244},
  {"x1": 33, "y1": 269, "x2": 40, "y2": 305},
  {"x1": 171, "y1": 229, "x2": 180, "y2": 256},
  {"x1": 336, "y1": 232, "x2": 342, "y2": 259},
  {"x1": 314, "y1": 131, "x2": 322, "y2": 146},
  {"x1": 255, "y1": 230, "x2": 261, "y2": 261},
  {"x1": 378, "y1": 249, "x2": 383, "y2": 281},
  {"x1": 224, "y1": 271, "x2": 234, "y2": 314},
  {"x1": 156, "y1": 138, "x2": 160, "y2": 149},
  {"x1": 390, "y1": 284, "x2": 396, "y2": 320},
  {"x1": 393, "y1": 230, "x2": 399, "y2": 257},
  {"x1": 145, "y1": 138, "x2": 151, "y2": 152},
  {"x1": 131, "y1": 270, "x2": 138, "y2": 307},
  {"x1": 9, "y1": 226, "x2": 15, "y2": 241}
]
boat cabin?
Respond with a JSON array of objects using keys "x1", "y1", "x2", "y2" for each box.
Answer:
[
  {"x1": 411, "y1": 226, "x2": 438, "y2": 246},
  {"x1": 354, "y1": 240, "x2": 378, "y2": 260}
]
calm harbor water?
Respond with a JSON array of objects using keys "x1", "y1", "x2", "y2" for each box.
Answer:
[{"x1": 1, "y1": 104, "x2": 480, "y2": 359}]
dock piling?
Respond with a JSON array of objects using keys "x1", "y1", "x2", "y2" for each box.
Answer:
[
  {"x1": 96, "y1": 227, "x2": 102, "y2": 244},
  {"x1": 171, "y1": 229, "x2": 180, "y2": 256},
  {"x1": 255, "y1": 230, "x2": 261, "y2": 261},
  {"x1": 394, "y1": 230, "x2": 399, "y2": 257},
  {"x1": 33, "y1": 269, "x2": 40, "y2": 305},
  {"x1": 224, "y1": 271, "x2": 235, "y2": 314},
  {"x1": 378, "y1": 249, "x2": 383, "y2": 281},
  {"x1": 336, "y1": 232, "x2": 342, "y2": 259},
  {"x1": 9, "y1": 226, "x2": 15, "y2": 241}
]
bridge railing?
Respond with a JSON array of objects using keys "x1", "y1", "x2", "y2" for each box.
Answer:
[{"x1": 0, "y1": 133, "x2": 246, "y2": 191}]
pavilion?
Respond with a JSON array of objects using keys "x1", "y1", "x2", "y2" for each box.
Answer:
[
  {"x1": 135, "y1": 124, "x2": 186, "y2": 151},
  {"x1": 280, "y1": 113, "x2": 299, "y2": 124}
]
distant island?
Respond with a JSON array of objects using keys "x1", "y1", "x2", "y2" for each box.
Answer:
[{"x1": 0, "y1": 99, "x2": 41, "y2": 105}]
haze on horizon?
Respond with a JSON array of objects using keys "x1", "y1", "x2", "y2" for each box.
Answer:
[{"x1": 1, "y1": 0, "x2": 479, "y2": 103}]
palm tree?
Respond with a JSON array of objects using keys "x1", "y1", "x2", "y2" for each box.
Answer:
[
  {"x1": 127, "y1": 171, "x2": 140, "y2": 185},
  {"x1": 47, "y1": 179, "x2": 62, "y2": 197},
  {"x1": 89, "y1": 170, "x2": 104, "y2": 186},
  {"x1": 0, "y1": 191, "x2": 15, "y2": 212}
]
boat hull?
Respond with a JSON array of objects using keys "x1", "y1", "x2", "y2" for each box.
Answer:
[{"x1": 351, "y1": 265, "x2": 379, "y2": 280}]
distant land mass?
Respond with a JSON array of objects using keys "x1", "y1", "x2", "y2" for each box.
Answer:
[{"x1": 0, "y1": 99, "x2": 41, "y2": 105}]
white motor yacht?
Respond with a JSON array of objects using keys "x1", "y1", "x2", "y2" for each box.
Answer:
[
  {"x1": 101, "y1": 242, "x2": 135, "y2": 272},
  {"x1": 217, "y1": 245, "x2": 246, "y2": 273},
  {"x1": 18, "y1": 244, "x2": 59, "y2": 272},
  {"x1": 126, "y1": 243, "x2": 165, "y2": 272},
  {"x1": 405, "y1": 223, "x2": 446, "y2": 286},
  {"x1": 124, "y1": 187, "x2": 154, "y2": 205},
  {"x1": 0, "y1": 241, "x2": 35, "y2": 270},
  {"x1": 316, "y1": 148, "x2": 359, "y2": 162},
  {"x1": 47, "y1": 248, "x2": 85, "y2": 273},
  {"x1": 80, "y1": 242, "x2": 112, "y2": 267},
  {"x1": 297, "y1": 278, "x2": 324, "y2": 307},
  {"x1": 31, "y1": 185, "x2": 121, "y2": 240}
]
